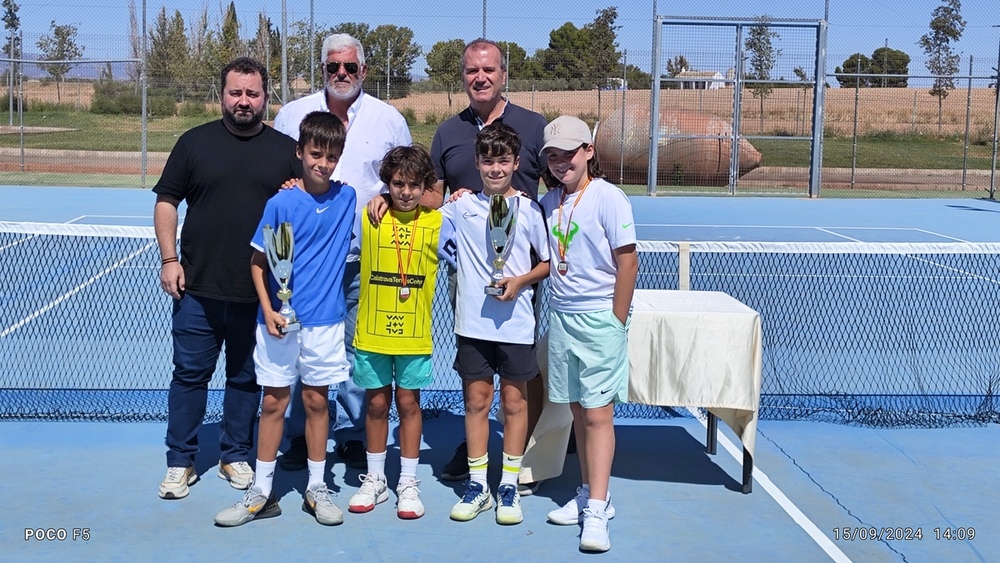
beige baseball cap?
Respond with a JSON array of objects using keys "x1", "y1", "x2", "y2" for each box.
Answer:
[{"x1": 540, "y1": 115, "x2": 593, "y2": 155}]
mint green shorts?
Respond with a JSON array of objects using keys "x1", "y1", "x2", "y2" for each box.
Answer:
[
  {"x1": 547, "y1": 309, "x2": 630, "y2": 408},
  {"x1": 353, "y1": 350, "x2": 433, "y2": 390}
]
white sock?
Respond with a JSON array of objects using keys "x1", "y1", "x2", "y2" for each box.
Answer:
[
  {"x1": 254, "y1": 459, "x2": 277, "y2": 497},
  {"x1": 500, "y1": 452, "x2": 522, "y2": 487},
  {"x1": 400, "y1": 456, "x2": 419, "y2": 484},
  {"x1": 587, "y1": 498, "x2": 608, "y2": 514},
  {"x1": 468, "y1": 453, "x2": 489, "y2": 490},
  {"x1": 367, "y1": 450, "x2": 387, "y2": 480},
  {"x1": 307, "y1": 459, "x2": 326, "y2": 489}
]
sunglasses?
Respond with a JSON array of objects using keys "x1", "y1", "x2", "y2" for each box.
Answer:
[{"x1": 325, "y1": 61, "x2": 360, "y2": 76}]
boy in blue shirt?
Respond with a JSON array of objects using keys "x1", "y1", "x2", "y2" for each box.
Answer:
[{"x1": 215, "y1": 111, "x2": 357, "y2": 527}]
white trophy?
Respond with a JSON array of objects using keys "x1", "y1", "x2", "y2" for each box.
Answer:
[
  {"x1": 263, "y1": 222, "x2": 301, "y2": 333},
  {"x1": 485, "y1": 194, "x2": 516, "y2": 296}
]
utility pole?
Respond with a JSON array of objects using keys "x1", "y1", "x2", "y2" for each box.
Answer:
[{"x1": 882, "y1": 38, "x2": 887, "y2": 87}]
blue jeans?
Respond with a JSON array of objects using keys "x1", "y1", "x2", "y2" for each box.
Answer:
[
  {"x1": 165, "y1": 293, "x2": 261, "y2": 468},
  {"x1": 285, "y1": 261, "x2": 366, "y2": 445}
]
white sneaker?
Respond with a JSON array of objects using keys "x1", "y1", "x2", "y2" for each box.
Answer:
[
  {"x1": 303, "y1": 483, "x2": 344, "y2": 525},
  {"x1": 580, "y1": 508, "x2": 611, "y2": 552},
  {"x1": 159, "y1": 466, "x2": 197, "y2": 499},
  {"x1": 348, "y1": 473, "x2": 388, "y2": 513},
  {"x1": 547, "y1": 487, "x2": 616, "y2": 525},
  {"x1": 495, "y1": 484, "x2": 523, "y2": 525},
  {"x1": 395, "y1": 479, "x2": 425, "y2": 520},
  {"x1": 217, "y1": 461, "x2": 254, "y2": 490},
  {"x1": 449, "y1": 480, "x2": 493, "y2": 521}
]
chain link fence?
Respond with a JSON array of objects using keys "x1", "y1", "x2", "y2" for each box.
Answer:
[{"x1": 2, "y1": 28, "x2": 999, "y2": 197}]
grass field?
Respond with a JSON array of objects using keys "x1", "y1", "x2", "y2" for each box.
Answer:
[
  {"x1": 2, "y1": 109, "x2": 994, "y2": 171},
  {"x1": 2, "y1": 82, "x2": 997, "y2": 196}
]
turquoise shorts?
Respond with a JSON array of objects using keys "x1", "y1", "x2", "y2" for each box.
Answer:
[
  {"x1": 547, "y1": 309, "x2": 630, "y2": 408},
  {"x1": 353, "y1": 350, "x2": 433, "y2": 390}
]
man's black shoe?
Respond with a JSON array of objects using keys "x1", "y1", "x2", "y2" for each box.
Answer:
[
  {"x1": 441, "y1": 441, "x2": 469, "y2": 481},
  {"x1": 278, "y1": 436, "x2": 307, "y2": 471},
  {"x1": 335, "y1": 439, "x2": 368, "y2": 470}
]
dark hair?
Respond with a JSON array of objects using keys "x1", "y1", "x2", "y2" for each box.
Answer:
[
  {"x1": 541, "y1": 144, "x2": 605, "y2": 189},
  {"x1": 298, "y1": 111, "x2": 346, "y2": 154},
  {"x1": 461, "y1": 38, "x2": 507, "y2": 72},
  {"x1": 220, "y1": 57, "x2": 269, "y2": 95},
  {"x1": 379, "y1": 144, "x2": 437, "y2": 189},
  {"x1": 474, "y1": 122, "x2": 520, "y2": 160}
]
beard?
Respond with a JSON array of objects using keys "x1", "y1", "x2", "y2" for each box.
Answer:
[
  {"x1": 222, "y1": 105, "x2": 264, "y2": 132},
  {"x1": 326, "y1": 79, "x2": 362, "y2": 102}
]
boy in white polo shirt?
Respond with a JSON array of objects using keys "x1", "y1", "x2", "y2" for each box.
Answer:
[{"x1": 439, "y1": 122, "x2": 550, "y2": 525}]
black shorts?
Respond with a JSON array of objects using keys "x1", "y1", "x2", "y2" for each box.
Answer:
[{"x1": 453, "y1": 335, "x2": 539, "y2": 382}]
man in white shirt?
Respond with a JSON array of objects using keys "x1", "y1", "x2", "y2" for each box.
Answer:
[{"x1": 273, "y1": 33, "x2": 412, "y2": 472}]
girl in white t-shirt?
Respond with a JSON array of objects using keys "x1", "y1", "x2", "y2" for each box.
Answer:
[{"x1": 538, "y1": 115, "x2": 638, "y2": 553}]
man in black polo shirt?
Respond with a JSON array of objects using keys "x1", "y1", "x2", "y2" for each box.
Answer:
[{"x1": 427, "y1": 38, "x2": 546, "y2": 204}]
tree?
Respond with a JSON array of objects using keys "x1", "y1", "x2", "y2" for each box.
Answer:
[
  {"x1": 918, "y1": 0, "x2": 965, "y2": 133},
  {"x1": 663, "y1": 55, "x2": 690, "y2": 89},
  {"x1": 249, "y1": 12, "x2": 280, "y2": 93},
  {"x1": 425, "y1": 38, "x2": 464, "y2": 107},
  {"x1": 213, "y1": 2, "x2": 243, "y2": 68},
  {"x1": 834, "y1": 53, "x2": 872, "y2": 88},
  {"x1": 35, "y1": 20, "x2": 84, "y2": 103},
  {"x1": 127, "y1": 0, "x2": 141, "y2": 83},
  {"x1": 2, "y1": 0, "x2": 20, "y2": 62},
  {"x1": 364, "y1": 24, "x2": 420, "y2": 99},
  {"x1": 495, "y1": 41, "x2": 530, "y2": 80},
  {"x1": 3, "y1": 0, "x2": 20, "y2": 116},
  {"x1": 870, "y1": 46, "x2": 910, "y2": 87},
  {"x1": 147, "y1": 8, "x2": 188, "y2": 91},
  {"x1": 744, "y1": 15, "x2": 781, "y2": 131},
  {"x1": 286, "y1": 20, "x2": 335, "y2": 91},
  {"x1": 185, "y1": 7, "x2": 216, "y2": 100},
  {"x1": 583, "y1": 6, "x2": 621, "y2": 90},
  {"x1": 538, "y1": 22, "x2": 589, "y2": 88},
  {"x1": 624, "y1": 64, "x2": 652, "y2": 89},
  {"x1": 793, "y1": 66, "x2": 812, "y2": 89}
]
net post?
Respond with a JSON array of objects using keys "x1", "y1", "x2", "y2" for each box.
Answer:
[{"x1": 678, "y1": 242, "x2": 690, "y2": 290}]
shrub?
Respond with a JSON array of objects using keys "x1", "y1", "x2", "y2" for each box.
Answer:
[
  {"x1": 179, "y1": 100, "x2": 211, "y2": 117},
  {"x1": 423, "y1": 111, "x2": 438, "y2": 126},
  {"x1": 399, "y1": 106, "x2": 417, "y2": 126},
  {"x1": 148, "y1": 96, "x2": 177, "y2": 118}
]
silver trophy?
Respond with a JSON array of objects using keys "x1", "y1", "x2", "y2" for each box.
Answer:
[
  {"x1": 263, "y1": 222, "x2": 301, "y2": 333},
  {"x1": 485, "y1": 194, "x2": 516, "y2": 296}
]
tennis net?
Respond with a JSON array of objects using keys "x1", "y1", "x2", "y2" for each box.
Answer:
[{"x1": 1, "y1": 222, "x2": 998, "y2": 427}]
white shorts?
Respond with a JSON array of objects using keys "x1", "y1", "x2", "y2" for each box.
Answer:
[{"x1": 253, "y1": 323, "x2": 350, "y2": 388}]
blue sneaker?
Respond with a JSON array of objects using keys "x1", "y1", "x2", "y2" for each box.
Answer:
[
  {"x1": 495, "y1": 484, "x2": 523, "y2": 525},
  {"x1": 449, "y1": 480, "x2": 493, "y2": 521}
]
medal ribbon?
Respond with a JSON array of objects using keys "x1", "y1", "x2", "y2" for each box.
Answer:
[
  {"x1": 555, "y1": 177, "x2": 591, "y2": 264},
  {"x1": 390, "y1": 209, "x2": 419, "y2": 292}
]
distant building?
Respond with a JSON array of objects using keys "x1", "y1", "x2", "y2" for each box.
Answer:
[{"x1": 676, "y1": 70, "x2": 726, "y2": 90}]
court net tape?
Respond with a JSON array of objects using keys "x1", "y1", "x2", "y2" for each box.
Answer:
[{"x1": 2, "y1": 222, "x2": 998, "y2": 427}]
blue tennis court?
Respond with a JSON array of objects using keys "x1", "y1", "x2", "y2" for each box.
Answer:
[{"x1": 1, "y1": 186, "x2": 998, "y2": 560}]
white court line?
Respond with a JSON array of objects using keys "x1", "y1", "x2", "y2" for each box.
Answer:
[
  {"x1": 0, "y1": 239, "x2": 157, "y2": 338},
  {"x1": 686, "y1": 408, "x2": 852, "y2": 563},
  {"x1": 814, "y1": 228, "x2": 861, "y2": 242},
  {"x1": 913, "y1": 228, "x2": 969, "y2": 243}
]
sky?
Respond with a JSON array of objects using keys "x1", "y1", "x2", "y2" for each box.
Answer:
[{"x1": 11, "y1": 0, "x2": 1000, "y2": 81}]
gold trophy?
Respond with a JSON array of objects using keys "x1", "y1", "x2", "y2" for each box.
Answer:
[
  {"x1": 485, "y1": 194, "x2": 516, "y2": 296},
  {"x1": 263, "y1": 222, "x2": 301, "y2": 333}
]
